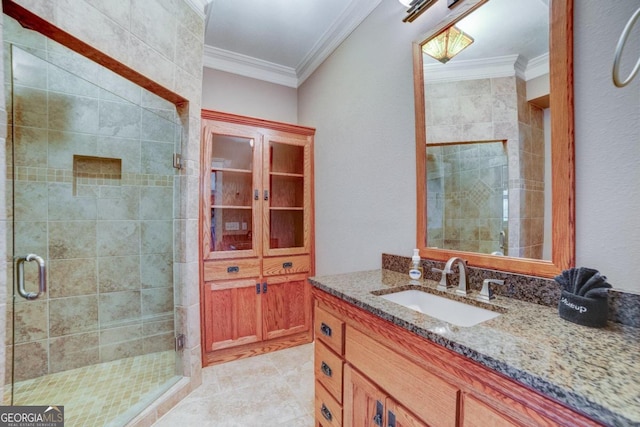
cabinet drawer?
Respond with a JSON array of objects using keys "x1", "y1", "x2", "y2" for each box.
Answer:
[
  {"x1": 203, "y1": 259, "x2": 260, "y2": 281},
  {"x1": 315, "y1": 381, "x2": 342, "y2": 427},
  {"x1": 314, "y1": 306, "x2": 345, "y2": 355},
  {"x1": 345, "y1": 325, "x2": 459, "y2": 427},
  {"x1": 315, "y1": 341, "x2": 344, "y2": 403},
  {"x1": 263, "y1": 255, "x2": 310, "y2": 276}
]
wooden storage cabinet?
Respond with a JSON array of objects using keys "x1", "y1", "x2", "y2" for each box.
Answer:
[
  {"x1": 200, "y1": 110, "x2": 314, "y2": 365},
  {"x1": 203, "y1": 278, "x2": 261, "y2": 351},
  {"x1": 312, "y1": 289, "x2": 603, "y2": 427}
]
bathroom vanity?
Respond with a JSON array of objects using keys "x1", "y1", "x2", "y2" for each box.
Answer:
[{"x1": 309, "y1": 269, "x2": 639, "y2": 427}]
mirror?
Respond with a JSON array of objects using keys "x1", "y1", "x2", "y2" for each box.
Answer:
[{"x1": 414, "y1": 0, "x2": 574, "y2": 277}]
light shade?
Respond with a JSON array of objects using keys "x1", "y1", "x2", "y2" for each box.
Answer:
[{"x1": 422, "y1": 26, "x2": 474, "y2": 64}]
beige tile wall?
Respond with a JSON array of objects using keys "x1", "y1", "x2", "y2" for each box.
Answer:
[
  {"x1": 425, "y1": 76, "x2": 546, "y2": 258},
  {"x1": 0, "y1": 0, "x2": 204, "y2": 423},
  {"x1": 0, "y1": 9, "x2": 7, "y2": 401},
  {"x1": 5, "y1": 26, "x2": 178, "y2": 379}
]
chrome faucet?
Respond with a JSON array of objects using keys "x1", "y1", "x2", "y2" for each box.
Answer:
[
  {"x1": 433, "y1": 257, "x2": 469, "y2": 294},
  {"x1": 477, "y1": 279, "x2": 505, "y2": 302}
]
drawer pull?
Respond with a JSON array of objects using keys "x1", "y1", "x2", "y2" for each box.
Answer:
[
  {"x1": 388, "y1": 410, "x2": 396, "y2": 427},
  {"x1": 320, "y1": 361, "x2": 332, "y2": 377},
  {"x1": 373, "y1": 400, "x2": 384, "y2": 426},
  {"x1": 320, "y1": 322, "x2": 332, "y2": 337},
  {"x1": 320, "y1": 404, "x2": 333, "y2": 422},
  {"x1": 282, "y1": 261, "x2": 293, "y2": 269},
  {"x1": 227, "y1": 266, "x2": 239, "y2": 273}
]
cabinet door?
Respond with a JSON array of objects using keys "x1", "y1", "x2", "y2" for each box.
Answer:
[
  {"x1": 344, "y1": 365, "x2": 387, "y2": 427},
  {"x1": 203, "y1": 278, "x2": 262, "y2": 351},
  {"x1": 262, "y1": 133, "x2": 312, "y2": 256},
  {"x1": 202, "y1": 123, "x2": 263, "y2": 260},
  {"x1": 261, "y1": 274, "x2": 310, "y2": 340}
]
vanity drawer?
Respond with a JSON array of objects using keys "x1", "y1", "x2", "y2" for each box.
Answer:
[
  {"x1": 262, "y1": 254, "x2": 310, "y2": 276},
  {"x1": 203, "y1": 259, "x2": 260, "y2": 281},
  {"x1": 315, "y1": 341, "x2": 344, "y2": 403},
  {"x1": 315, "y1": 381, "x2": 342, "y2": 427},
  {"x1": 314, "y1": 305, "x2": 345, "y2": 355}
]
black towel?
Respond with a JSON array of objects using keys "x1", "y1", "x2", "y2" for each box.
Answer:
[
  {"x1": 555, "y1": 267, "x2": 612, "y2": 328},
  {"x1": 558, "y1": 290, "x2": 608, "y2": 328}
]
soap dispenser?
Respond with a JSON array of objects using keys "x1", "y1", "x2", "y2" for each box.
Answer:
[{"x1": 409, "y1": 249, "x2": 423, "y2": 280}]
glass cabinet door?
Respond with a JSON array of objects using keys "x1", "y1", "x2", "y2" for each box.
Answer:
[
  {"x1": 206, "y1": 129, "x2": 261, "y2": 258},
  {"x1": 263, "y1": 135, "x2": 311, "y2": 256}
]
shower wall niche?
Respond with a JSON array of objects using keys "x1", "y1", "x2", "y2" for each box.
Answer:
[{"x1": 5, "y1": 16, "x2": 180, "y2": 383}]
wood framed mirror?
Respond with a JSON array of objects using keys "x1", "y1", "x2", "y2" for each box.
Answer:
[{"x1": 414, "y1": 0, "x2": 574, "y2": 278}]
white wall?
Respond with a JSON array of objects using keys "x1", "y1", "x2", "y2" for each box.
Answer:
[
  {"x1": 299, "y1": 0, "x2": 640, "y2": 292},
  {"x1": 298, "y1": 0, "x2": 431, "y2": 275},
  {"x1": 202, "y1": 68, "x2": 298, "y2": 123},
  {"x1": 574, "y1": 1, "x2": 639, "y2": 293}
]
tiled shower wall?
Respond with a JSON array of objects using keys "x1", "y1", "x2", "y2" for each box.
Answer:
[
  {"x1": 426, "y1": 141, "x2": 507, "y2": 254},
  {"x1": 0, "y1": 0, "x2": 205, "y2": 422},
  {"x1": 425, "y1": 76, "x2": 545, "y2": 258},
  {"x1": 5, "y1": 21, "x2": 179, "y2": 382}
]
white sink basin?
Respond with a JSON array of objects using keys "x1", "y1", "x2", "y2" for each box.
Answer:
[{"x1": 379, "y1": 290, "x2": 500, "y2": 327}]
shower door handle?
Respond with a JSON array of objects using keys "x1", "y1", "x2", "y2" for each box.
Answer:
[{"x1": 15, "y1": 254, "x2": 46, "y2": 300}]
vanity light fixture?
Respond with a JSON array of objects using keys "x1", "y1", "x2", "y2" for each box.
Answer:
[
  {"x1": 402, "y1": 0, "x2": 438, "y2": 23},
  {"x1": 422, "y1": 25, "x2": 474, "y2": 63}
]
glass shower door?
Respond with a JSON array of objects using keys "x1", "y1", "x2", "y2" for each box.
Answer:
[{"x1": 6, "y1": 39, "x2": 180, "y2": 426}]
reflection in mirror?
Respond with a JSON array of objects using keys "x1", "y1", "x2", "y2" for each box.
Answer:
[
  {"x1": 426, "y1": 140, "x2": 508, "y2": 255},
  {"x1": 414, "y1": 0, "x2": 575, "y2": 277},
  {"x1": 422, "y1": 0, "x2": 550, "y2": 260}
]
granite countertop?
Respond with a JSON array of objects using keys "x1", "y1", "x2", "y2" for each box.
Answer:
[{"x1": 308, "y1": 269, "x2": 640, "y2": 427}]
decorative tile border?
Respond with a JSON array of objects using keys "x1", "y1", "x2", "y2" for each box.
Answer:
[
  {"x1": 9, "y1": 166, "x2": 173, "y2": 187},
  {"x1": 382, "y1": 253, "x2": 639, "y2": 327}
]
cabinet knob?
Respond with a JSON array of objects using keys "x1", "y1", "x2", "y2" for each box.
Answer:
[
  {"x1": 262, "y1": 282, "x2": 267, "y2": 293},
  {"x1": 320, "y1": 403, "x2": 332, "y2": 422},
  {"x1": 320, "y1": 361, "x2": 332, "y2": 377},
  {"x1": 256, "y1": 283, "x2": 261, "y2": 294},
  {"x1": 254, "y1": 189, "x2": 259, "y2": 200},
  {"x1": 320, "y1": 322, "x2": 332, "y2": 337},
  {"x1": 264, "y1": 190, "x2": 269, "y2": 201}
]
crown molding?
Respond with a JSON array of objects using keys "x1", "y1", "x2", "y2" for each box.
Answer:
[
  {"x1": 203, "y1": 45, "x2": 298, "y2": 88},
  {"x1": 422, "y1": 53, "x2": 549, "y2": 83},
  {"x1": 296, "y1": 0, "x2": 383, "y2": 85},
  {"x1": 202, "y1": 0, "x2": 382, "y2": 88},
  {"x1": 524, "y1": 53, "x2": 549, "y2": 81},
  {"x1": 423, "y1": 54, "x2": 523, "y2": 83}
]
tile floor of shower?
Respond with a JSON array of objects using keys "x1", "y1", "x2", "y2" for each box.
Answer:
[
  {"x1": 3, "y1": 351, "x2": 178, "y2": 427},
  {"x1": 3, "y1": 343, "x2": 314, "y2": 426}
]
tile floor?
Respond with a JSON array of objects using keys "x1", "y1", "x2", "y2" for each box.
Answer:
[
  {"x1": 153, "y1": 343, "x2": 315, "y2": 427},
  {"x1": 4, "y1": 351, "x2": 179, "y2": 427}
]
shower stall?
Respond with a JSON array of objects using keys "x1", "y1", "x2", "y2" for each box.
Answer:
[{"x1": 3, "y1": 15, "x2": 182, "y2": 426}]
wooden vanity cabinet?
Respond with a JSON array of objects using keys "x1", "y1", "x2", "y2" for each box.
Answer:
[
  {"x1": 345, "y1": 365, "x2": 427, "y2": 427},
  {"x1": 312, "y1": 288, "x2": 603, "y2": 427},
  {"x1": 200, "y1": 110, "x2": 314, "y2": 365}
]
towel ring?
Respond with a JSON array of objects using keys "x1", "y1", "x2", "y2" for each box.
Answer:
[{"x1": 613, "y1": 7, "x2": 640, "y2": 87}]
